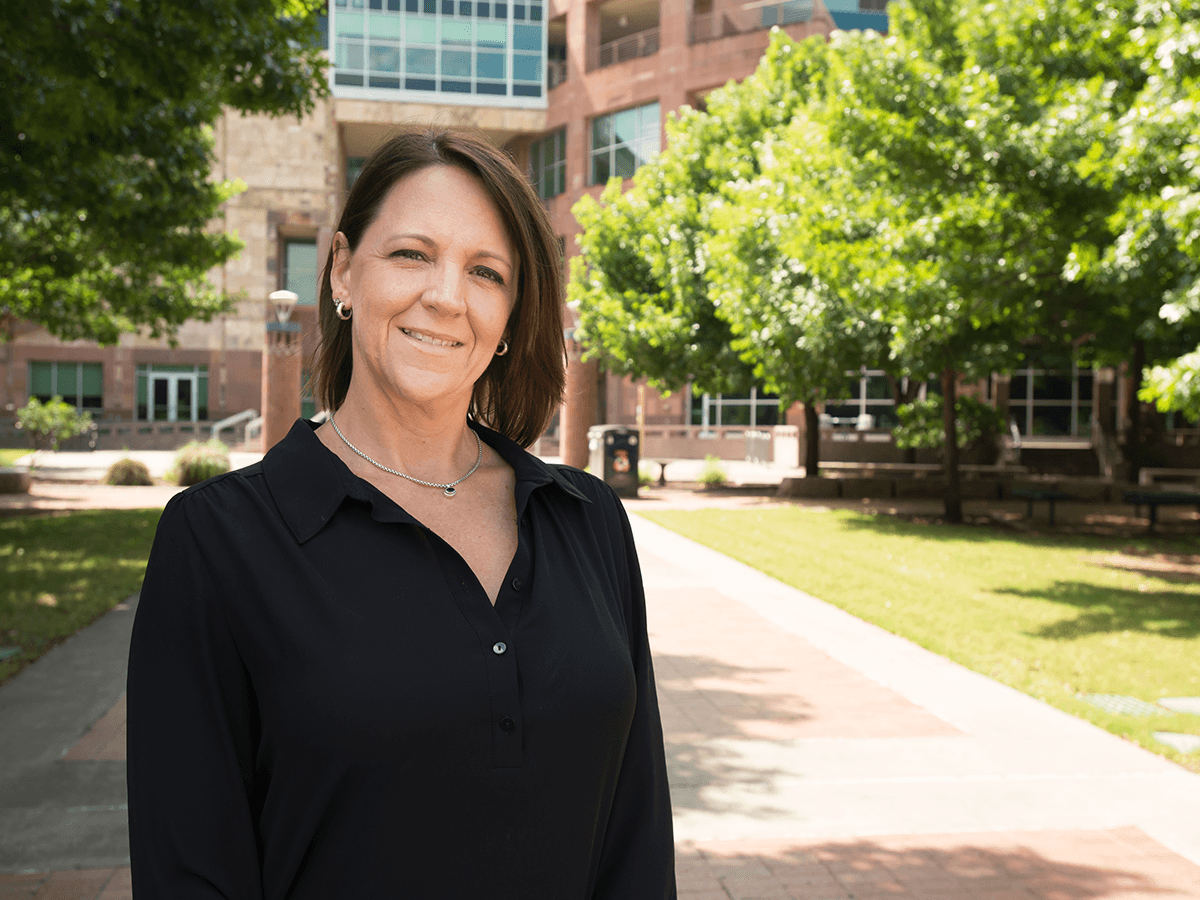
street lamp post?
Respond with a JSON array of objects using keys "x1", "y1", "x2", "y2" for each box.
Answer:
[{"x1": 261, "y1": 289, "x2": 302, "y2": 451}]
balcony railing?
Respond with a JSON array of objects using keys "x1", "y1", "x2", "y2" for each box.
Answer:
[
  {"x1": 690, "y1": 0, "x2": 814, "y2": 43},
  {"x1": 591, "y1": 26, "x2": 660, "y2": 69},
  {"x1": 547, "y1": 58, "x2": 568, "y2": 90}
]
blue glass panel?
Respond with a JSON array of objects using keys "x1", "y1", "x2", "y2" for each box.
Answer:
[
  {"x1": 592, "y1": 115, "x2": 612, "y2": 148},
  {"x1": 513, "y1": 83, "x2": 541, "y2": 96},
  {"x1": 494, "y1": 2, "x2": 506, "y2": 16},
  {"x1": 476, "y1": 81, "x2": 507, "y2": 94},
  {"x1": 369, "y1": 13, "x2": 400, "y2": 36},
  {"x1": 370, "y1": 44, "x2": 400, "y2": 72},
  {"x1": 387, "y1": 0, "x2": 400, "y2": 9},
  {"x1": 406, "y1": 46, "x2": 436, "y2": 73},
  {"x1": 406, "y1": 0, "x2": 417, "y2": 8},
  {"x1": 441, "y1": 49, "x2": 471, "y2": 76},
  {"x1": 476, "y1": 51, "x2": 505, "y2": 78},
  {"x1": 423, "y1": 0, "x2": 436, "y2": 11},
  {"x1": 407, "y1": 18, "x2": 436, "y2": 41},
  {"x1": 513, "y1": 4, "x2": 525, "y2": 19},
  {"x1": 612, "y1": 108, "x2": 636, "y2": 144},
  {"x1": 441, "y1": 80, "x2": 472, "y2": 92},
  {"x1": 530, "y1": 3, "x2": 541, "y2": 20},
  {"x1": 442, "y1": 20, "x2": 471, "y2": 43},
  {"x1": 477, "y1": 2, "x2": 489, "y2": 16},
  {"x1": 513, "y1": 23, "x2": 540, "y2": 50},
  {"x1": 477, "y1": 21, "x2": 506, "y2": 46},
  {"x1": 459, "y1": 1, "x2": 471, "y2": 14},
  {"x1": 369, "y1": 75, "x2": 400, "y2": 87},
  {"x1": 512, "y1": 52, "x2": 541, "y2": 80},
  {"x1": 369, "y1": 0, "x2": 381, "y2": 8},
  {"x1": 405, "y1": 76, "x2": 437, "y2": 89},
  {"x1": 442, "y1": 0, "x2": 454, "y2": 12},
  {"x1": 335, "y1": 72, "x2": 364, "y2": 85}
]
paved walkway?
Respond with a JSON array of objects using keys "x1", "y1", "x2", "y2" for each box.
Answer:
[{"x1": 2, "y1": 481, "x2": 1200, "y2": 897}]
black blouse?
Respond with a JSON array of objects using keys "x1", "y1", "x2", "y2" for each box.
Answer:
[{"x1": 126, "y1": 419, "x2": 675, "y2": 899}]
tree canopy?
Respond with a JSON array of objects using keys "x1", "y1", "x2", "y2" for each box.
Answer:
[
  {"x1": 0, "y1": 0, "x2": 329, "y2": 343},
  {"x1": 571, "y1": 0, "x2": 1200, "y2": 518}
]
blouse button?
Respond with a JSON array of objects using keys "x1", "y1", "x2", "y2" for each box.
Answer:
[
  {"x1": 499, "y1": 716, "x2": 516, "y2": 732},
  {"x1": 492, "y1": 641, "x2": 507, "y2": 655},
  {"x1": 511, "y1": 576, "x2": 523, "y2": 591}
]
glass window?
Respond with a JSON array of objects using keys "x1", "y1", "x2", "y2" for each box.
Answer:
[
  {"x1": 29, "y1": 361, "x2": 103, "y2": 411},
  {"x1": 513, "y1": 23, "x2": 540, "y2": 50},
  {"x1": 441, "y1": 20, "x2": 471, "y2": 44},
  {"x1": 283, "y1": 239, "x2": 318, "y2": 305},
  {"x1": 477, "y1": 21, "x2": 506, "y2": 46},
  {"x1": 406, "y1": 47, "x2": 436, "y2": 73},
  {"x1": 691, "y1": 389, "x2": 781, "y2": 429},
  {"x1": 476, "y1": 51, "x2": 505, "y2": 79},
  {"x1": 1008, "y1": 366, "x2": 1095, "y2": 437},
  {"x1": 136, "y1": 365, "x2": 208, "y2": 422},
  {"x1": 530, "y1": 128, "x2": 566, "y2": 199},
  {"x1": 442, "y1": 49, "x2": 471, "y2": 76},
  {"x1": 589, "y1": 102, "x2": 660, "y2": 185},
  {"x1": 368, "y1": 12, "x2": 401, "y2": 37},
  {"x1": 512, "y1": 53, "x2": 541, "y2": 81}
]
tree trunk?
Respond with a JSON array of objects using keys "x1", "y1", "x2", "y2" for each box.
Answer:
[
  {"x1": 941, "y1": 367, "x2": 963, "y2": 523},
  {"x1": 1125, "y1": 338, "x2": 1146, "y2": 484},
  {"x1": 804, "y1": 401, "x2": 821, "y2": 477}
]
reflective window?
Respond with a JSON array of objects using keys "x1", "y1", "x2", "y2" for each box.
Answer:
[
  {"x1": 332, "y1": 1, "x2": 543, "y2": 103},
  {"x1": 29, "y1": 361, "x2": 103, "y2": 411},
  {"x1": 283, "y1": 239, "x2": 319, "y2": 306},
  {"x1": 589, "y1": 102, "x2": 660, "y2": 185},
  {"x1": 1009, "y1": 366, "x2": 1095, "y2": 437},
  {"x1": 530, "y1": 128, "x2": 566, "y2": 199}
]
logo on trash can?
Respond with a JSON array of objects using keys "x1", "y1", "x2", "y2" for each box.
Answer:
[{"x1": 612, "y1": 449, "x2": 631, "y2": 473}]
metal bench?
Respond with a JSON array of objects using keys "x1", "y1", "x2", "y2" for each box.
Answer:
[
  {"x1": 1010, "y1": 488, "x2": 1073, "y2": 526},
  {"x1": 1122, "y1": 490, "x2": 1200, "y2": 528}
]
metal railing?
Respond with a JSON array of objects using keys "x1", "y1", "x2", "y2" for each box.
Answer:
[
  {"x1": 690, "y1": 0, "x2": 813, "y2": 43},
  {"x1": 210, "y1": 409, "x2": 259, "y2": 442},
  {"x1": 592, "y1": 27, "x2": 660, "y2": 69}
]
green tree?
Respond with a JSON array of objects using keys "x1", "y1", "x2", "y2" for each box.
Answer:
[{"x1": 0, "y1": 0, "x2": 328, "y2": 343}]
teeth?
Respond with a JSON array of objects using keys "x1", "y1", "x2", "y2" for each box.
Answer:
[{"x1": 403, "y1": 328, "x2": 459, "y2": 347}]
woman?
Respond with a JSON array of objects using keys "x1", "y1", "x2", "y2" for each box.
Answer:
[{"x1": 127, "y1": 128, "x2": 676, "y2": 899}]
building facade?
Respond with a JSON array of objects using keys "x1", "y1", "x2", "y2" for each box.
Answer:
[{"x1": 2, "y1": 0, "x2": 868, "y2": 455}]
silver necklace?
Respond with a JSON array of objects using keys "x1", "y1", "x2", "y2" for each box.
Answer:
[{"x1": 330, "y1": 414, "x2": 482, "y2": 498}]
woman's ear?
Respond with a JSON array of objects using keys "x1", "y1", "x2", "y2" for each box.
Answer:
[{"x1": 330, "y1": 232, "x2": 352, "y2": 300}]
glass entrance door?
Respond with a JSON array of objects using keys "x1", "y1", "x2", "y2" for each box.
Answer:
[{"x1": 150, "y1": 373, "x2": 197, "y2": 422}]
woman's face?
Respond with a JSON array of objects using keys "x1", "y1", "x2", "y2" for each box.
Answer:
[{"x1": 331, "y1": 164, "x2": 518, "y2": 415}]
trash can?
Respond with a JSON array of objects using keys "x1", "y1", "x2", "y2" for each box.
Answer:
[{"x1": 587, "y1": 424, "x2": 640, "y2": 498}]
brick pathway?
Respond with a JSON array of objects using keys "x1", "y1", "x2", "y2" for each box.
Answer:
[{"x1": 4, "y1": 488, "x2": 1200, "y2": 897}]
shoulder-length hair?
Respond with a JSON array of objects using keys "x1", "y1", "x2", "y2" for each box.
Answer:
[{"x1": 311, "y1": 127, "x2": 565, "y2": 448}]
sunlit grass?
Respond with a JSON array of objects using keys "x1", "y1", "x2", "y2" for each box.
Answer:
[
  {"x1": 0, "y1": 448, "x2": 30, "y2": 467},
  {"x1": 0, "y1": 509, "x2": 160, "y2": 685},
  {"x1": 639, "y1": 506, "x2": 1200, "y2": 772}
]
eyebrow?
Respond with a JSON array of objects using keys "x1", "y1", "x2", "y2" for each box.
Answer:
[{"x1": 390, "y1": 232, "x2": 515, "y2": 270}]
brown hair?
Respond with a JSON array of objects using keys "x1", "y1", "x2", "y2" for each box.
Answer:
[{"x1": 312, "y1": 127, "x2": 565, "y2": 448}]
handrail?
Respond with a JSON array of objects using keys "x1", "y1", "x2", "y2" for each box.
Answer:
[
  {"x1": 210, "y1": 409, "x2": 259, "y2": 440},
  {"x1": 592, "y1": 27, "x2": 659, "y2": 69}
]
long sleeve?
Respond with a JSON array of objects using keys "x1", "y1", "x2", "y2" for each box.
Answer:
[
  {"x1": 592, "y1": 499, "x2": 677, "y2": 899},
  {"x1": 126, "y1": 493, "x2": 264, "y2": 900}
]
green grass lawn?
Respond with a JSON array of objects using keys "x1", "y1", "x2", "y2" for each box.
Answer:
[
  {"x1": 639, "y1": 506, "x2": 1200, "y2": 772},
  {"x1": 0, "y1": 448, "x2": 30, "y2": 467},
  {"x1": 0, "y1": 509, "x2": 161, "y2": 685}
]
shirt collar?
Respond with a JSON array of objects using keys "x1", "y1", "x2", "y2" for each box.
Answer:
[{"x1": 263, "y1": 418, "x2": 590, "y2": 544}]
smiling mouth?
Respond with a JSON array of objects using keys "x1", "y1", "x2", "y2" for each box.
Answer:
[{"x1": 401, "y1": 328, "x2": 462, "y2": 348}]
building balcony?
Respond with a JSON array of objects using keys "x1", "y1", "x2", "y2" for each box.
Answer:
[
  {"x1": 591, "y1": 26, "x2": 660, "y2": 69},
  {"x1": 548, "y1": 58, "x2": 568, "y2": 90},
  {"x1": 690, "y1": 0, "x2": 814, "y2": 43}
]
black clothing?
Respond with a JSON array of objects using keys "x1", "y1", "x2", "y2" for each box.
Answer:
[{"x1": 127, "y1": 419, "x2": 675, "y2": 899}]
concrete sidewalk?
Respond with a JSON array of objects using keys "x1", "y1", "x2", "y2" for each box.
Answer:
[{"x1": 2, "y1": 495, "x2": 1200, "y2": 897}]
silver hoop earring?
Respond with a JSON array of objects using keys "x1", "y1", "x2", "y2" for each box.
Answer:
[
  {"x1": 334, "y1": 298, "x2": 352, "y2": 321},
  {"x1": 495, "y1": 339, "x2": 509, "y2": 357}
]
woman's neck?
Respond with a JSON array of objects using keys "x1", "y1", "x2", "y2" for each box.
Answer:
[{"x1": 326, "y1": 388, "x2": 478, "y2": 487}]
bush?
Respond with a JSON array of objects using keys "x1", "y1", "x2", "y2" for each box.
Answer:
[
  {"x1": 104, "y1": 458, "x2": 154, "y2": 486},
  {"x1": 638, "y1": 461, "x2": 655, "y2": 487},
  {"x1": 893, "y1": 396, "x2": 1005, "y2": 464},
  {"x1": 697, "y1": 454, "x2": 728, "y2": 488},
  {"x1": 16, "y1": 396, "x2": 93, "y2": 456},
  {"x1": 170, "y1": 440, "x2": 230, "y2": 486}
]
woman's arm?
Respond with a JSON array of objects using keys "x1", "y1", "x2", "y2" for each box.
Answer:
[
  {"x1": 127, "y1": 494, "x2": 264, "y2": 899},
  {"x1": 593, "y1": 498, "x2": 677, "y2": 899}
]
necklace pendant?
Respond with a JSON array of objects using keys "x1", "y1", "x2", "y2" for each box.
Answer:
[{"x1": 443, "y1": 486, "x2": 456, "y2": 498}]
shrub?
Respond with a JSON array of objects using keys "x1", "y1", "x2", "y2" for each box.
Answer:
[
  {"x1": 697, "y1": 454, "x2": 728, "y2": 488},
  {"x1": 170, "y1": 439, "x2": 230, "y2": 486},
  {"x1": 16, "y1": 397, "x2": 93, "y2": 457},
  {"x1": 104, "y1": 458, "x2": 154, "y2": 486},
  {"x1": 893, "y1": 396, "x2": 1005, "y2": 464},
  {"x1": 638, "y1": 461, "x2": 655, "y2": 487}
]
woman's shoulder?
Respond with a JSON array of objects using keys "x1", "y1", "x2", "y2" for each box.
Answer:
[{"x1": 159, "y1": 460, "x2": 271, "y2": 530}]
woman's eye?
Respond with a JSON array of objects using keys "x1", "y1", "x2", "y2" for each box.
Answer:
[
  {"x1": 392, "y1": 248, "x2": 424, "y2": 260},
  {"x1": 474, "y1": 267, "x2": 505, "y2": 285}
]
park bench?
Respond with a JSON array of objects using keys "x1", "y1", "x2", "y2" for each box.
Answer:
[
  {"x1": 1138, "y1": 468, "x2": 1200, "y2": 489},
  {"x1": 1122, "y1": 490, "x2": 1200, "y2": 528},
  {"x1": 1010, "y1": 487, "x2": 1073, "y2": 527}
]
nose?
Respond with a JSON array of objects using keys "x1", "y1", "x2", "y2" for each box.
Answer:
[{"x1": 422, "y1": 260, "x2": 467, "y2": 316}]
